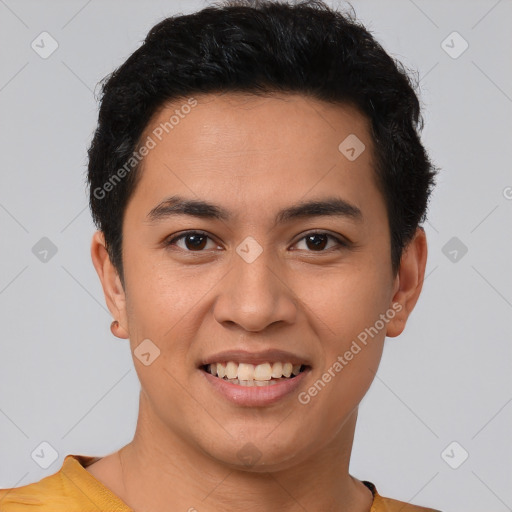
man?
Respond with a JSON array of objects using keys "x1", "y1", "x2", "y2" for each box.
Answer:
[{"x1": 0, "y1": 1, "x2": 440, "y2": 510}]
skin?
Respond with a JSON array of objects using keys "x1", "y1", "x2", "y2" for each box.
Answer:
[{"x1": 89, "y1": 92, "x2": 427, "y2": 512}]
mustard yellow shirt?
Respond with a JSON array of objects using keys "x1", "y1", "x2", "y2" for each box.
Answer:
[{"x1": 0, "y1": 454, "x2": 441, "y2": 511}]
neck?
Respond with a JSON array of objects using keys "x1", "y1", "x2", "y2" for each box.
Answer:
[{"x1": 117, "y1": 391, "x2": 373, "y2": 512}]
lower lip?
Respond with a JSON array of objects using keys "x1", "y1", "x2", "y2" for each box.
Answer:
[{"x1": 200, "y1": 367, "x2": 310, "y2": 407}]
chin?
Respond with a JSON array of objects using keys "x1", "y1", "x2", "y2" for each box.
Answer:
[{"x1": 201, "y1": 431, "x2": 313, "y2": 473}]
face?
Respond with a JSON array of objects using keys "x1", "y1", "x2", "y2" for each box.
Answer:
[{"x1": 95, "y1": 92, "x2": 417, "y2": 471}]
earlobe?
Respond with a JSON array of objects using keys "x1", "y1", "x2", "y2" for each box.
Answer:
[
  {"x1": 90, "y1": 231, "x2": 130, "y2": 339},
  {"x1": 385, "y1": 227, "x2": 428, "y2": 338},
  {"x1": 110, "y1": 319, "x2": 129, "y2": 339}
]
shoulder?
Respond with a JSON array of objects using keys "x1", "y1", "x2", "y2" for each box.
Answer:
[
  {"x1": 0, "y1": 454, "x2": 130, "y2": 512},
  {"x1": 364, "y1": 481, "x2": 443, "y2": 512},
  {"x1": 0, "y1": 466, "x2": 67, "y2": 511},
  {"x1": 375, "y1": 496, "x2": 443, "y2": 512}
]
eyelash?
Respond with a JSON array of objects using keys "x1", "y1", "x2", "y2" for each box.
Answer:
[{"x1": 164, "y1": 230, "x2": 349, "y2": 252}]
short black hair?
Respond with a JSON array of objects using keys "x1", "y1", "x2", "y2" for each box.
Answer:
[{"x1": 87, "y1": 0, "x2": 437, "y2": 284}]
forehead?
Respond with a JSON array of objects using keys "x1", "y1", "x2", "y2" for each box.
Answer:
[
  {"x1": 128, "y1": 91, "x2": 384, "y2": 227},
  {"x1": 143, "y1": 91, "x2": 372, "y2": 161}
]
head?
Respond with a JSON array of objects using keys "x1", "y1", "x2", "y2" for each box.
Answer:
[{"x1": 89, "y1": 0, "x2": 436, "y2": 471}]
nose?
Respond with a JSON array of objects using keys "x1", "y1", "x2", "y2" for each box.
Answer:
[{"x1": 212, "y1": 246, "x2": 298, "y2": 332}]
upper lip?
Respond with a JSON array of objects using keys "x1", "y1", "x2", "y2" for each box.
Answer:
[{"x1": 199, "y1": 349, "x2": 312, "y2": 367}]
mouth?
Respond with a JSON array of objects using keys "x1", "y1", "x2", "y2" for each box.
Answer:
[
  {"x1": 200, "y1": 361, "x2": 311, "y2": 387},
  {"x1": 197, "y1": 349, "x2": 313, "y2": 406}
]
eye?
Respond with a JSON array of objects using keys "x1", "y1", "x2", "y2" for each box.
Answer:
[
  {"x1": 164, "y1": 231, "x2": 221, "y2": 251},
  {"x1": 293, "y1": 231, "x2": 348, "y2": 252},
  {"x1": 165, "y1": 230, "x2": 348, "y2": 253}
]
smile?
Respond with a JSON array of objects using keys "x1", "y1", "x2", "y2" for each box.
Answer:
[
  {"x1": 200, "y1": 361, "x2": 311, "y2": 406},
  {"x1": 202, "y1": 361, "x2": 308, "y2": 386}
]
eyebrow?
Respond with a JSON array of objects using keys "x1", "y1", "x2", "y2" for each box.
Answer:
[{"x1": 146, "y1": 194, "x2": 363, "y2": 226}]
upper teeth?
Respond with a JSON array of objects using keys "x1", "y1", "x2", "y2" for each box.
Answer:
[{"x1": 208, "y1": 361, "x2": 303, "y2": 380}]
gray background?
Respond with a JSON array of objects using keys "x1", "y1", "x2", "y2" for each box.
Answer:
[{"x1": 0, "y1": 1, "x2": 511, "y2": 511}]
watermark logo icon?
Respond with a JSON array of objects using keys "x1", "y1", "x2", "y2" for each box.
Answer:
[
  {"x1": 236, "y1": 442, "x2": 262, "y2": 467},
  {"x1": 134, "y1": 338, "x2": 161, "y2": 366},
  {"x1": 31, "y1": 31, "x2": 59, "y2": 59},
  {"x1": 442, "y1": 236, "x2": 468, "y2": 263},
  {"x1": 441, "y1": 31, "x2": 469, "y2": 59},
  {"x1": 338, "y1": 134, "x2": 365, "y2": 161},
  {"x1": 31, "y1": 441, "x2": 59, "y2": 469},
  {"x1": 236, "y1": 236, "x2": 263, "y2": 263},
  {"x1": 441, "y1": 441, "x2": 469, "y2": 469},
  {"x1": 32, "y1": 237, "x2": 58, "y2": 263}
]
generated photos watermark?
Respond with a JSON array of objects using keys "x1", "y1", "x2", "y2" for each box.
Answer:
[
  {"x1": 93, "y1": 97, "x2": 198, "y2": 200},
  {"x1": 298, "y1": 302, "x2": 403, "y2": 405}
]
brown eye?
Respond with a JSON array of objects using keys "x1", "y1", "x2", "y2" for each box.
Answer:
[
  {"x1": 305, "y1": 233, "x2": 329, "y2": 251},
  {"x1": 165, "y1": 230, "x2": 348, "y2": 253},
  {"x1": 182, "y1": 233, "x2": 208, "y2": 250},
  {"x1": 165, "y1": 231, "x2": 216, "y2": 251},
  {"x1": 294, "y1": 232, "x2": 347, "y2": 252}
]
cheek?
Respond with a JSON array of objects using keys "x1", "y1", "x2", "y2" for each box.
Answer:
[
  {"x1": 297, "y1": 274, "x2": 388, "y2": 436},
  {"x1": 123, "y1": 246, "x2": 195, "y2": 322},
  {"x1": 296, "y1": 263, "x2": 389, "y2": 387},
  {"x1": 299, "y1": 261, "x2": 392, "y2": 342},
  {"x1": 123, "y1": 249, "x2": 230, "y2": 364}
]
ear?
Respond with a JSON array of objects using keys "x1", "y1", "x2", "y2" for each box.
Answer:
[
  {"x1": 386, "y1": 227, "x2": 428, "y2": 338},
  {"x1": 90, "y1": 230, "x2": 129, "y2": 339}
]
